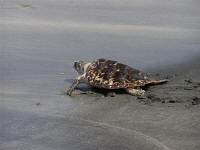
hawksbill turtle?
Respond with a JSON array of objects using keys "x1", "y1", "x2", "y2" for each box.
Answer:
[{"x1": 66, "y1": 58, "x2": 168, "y2": 96}]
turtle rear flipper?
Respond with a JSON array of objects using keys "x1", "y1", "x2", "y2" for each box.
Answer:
[{"x1": 125, "y1": 88, "x2": 145, "y2": 96}]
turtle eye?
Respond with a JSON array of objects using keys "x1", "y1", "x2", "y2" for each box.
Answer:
[
  {"x1": 74, "y1": 61, "x2": 84, "y2": 74},
  {"x1": 74, "y1": 62, "x2": 80, "y2": 70},
  {"x1": 74, "y1": 62, "x2": 78, "y2": 69}
]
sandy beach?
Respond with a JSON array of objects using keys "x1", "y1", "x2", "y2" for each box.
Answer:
[
  {"x1": 1, "y1": 59, "x2": 200, "y2": 150},
  {"x1": 1, "y1": 0, "x2": 200, "y2": 150}
]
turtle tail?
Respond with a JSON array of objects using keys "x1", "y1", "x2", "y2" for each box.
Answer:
[{"x1": 146, "y1": 79, "x2": 169, "y2": 85}]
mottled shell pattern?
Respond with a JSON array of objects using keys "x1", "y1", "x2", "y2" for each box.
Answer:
[{"x1": 85, "y1": 59, "x2": 150, "y2": 89}]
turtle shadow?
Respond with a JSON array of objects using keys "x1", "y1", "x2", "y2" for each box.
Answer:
[
  {"x1": 76, "y1": 84, "x2": 128, "y2": 96},
  {"x1": 64, "y1": 79, "x2": 168, "y2": 96},
  {"x1": 64, "y1": 79, "x2": 129, "y2": 96},
  {"x1": 91, "y1": 88, "x2": 127, "y2": 96}
]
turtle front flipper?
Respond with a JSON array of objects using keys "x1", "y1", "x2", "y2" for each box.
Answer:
[
  {"x1": 66, "y1": 75, "x2": 85, "y2": 96},
  {"x1": 66, "y1": 79, "x2": 79, "y2": 96},
  {"x1": 125, "y1": 88, "x2": 145, "y2": 96}
]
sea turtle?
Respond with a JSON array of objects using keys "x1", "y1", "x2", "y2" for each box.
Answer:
[{"x1": 66, "y1": 58, "x2": 168, "y2": 96}]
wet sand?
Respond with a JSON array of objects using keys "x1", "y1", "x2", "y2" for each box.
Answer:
[
  {"x1": 1, "y1": 58, "x2": 200, "y2": 150},
  {"x1": 1, "y1": 0, "x2": 200, "y2": 150}
]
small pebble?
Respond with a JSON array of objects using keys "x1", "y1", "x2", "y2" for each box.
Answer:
[
  {"x1": 106, "y1": 92, "x2": 116, "y2": 97},
  {"x1": 192, "y1": 97, "x2": 200, "y2": 105},
  {"x1": 101, "y1": 95, "x2": 105, "y2": 98},
  {"x1": 184, "y1": 79, "x2": 193, "y2": 84},
  {"x1": 147, "y1": 94, "x2": 156, "y2": 99},
  {"x1": 161, "y1": 100, "x2": 166, "y2": 103},
  {"x1": 137, "y1": 95, "x2": 146, "y2": 99},
  {"x1": 169, "y1": 100, "x2": 176, "y2": 103},
  {"x1": 184, "y1": 87, "x2": 193, "y2": 90}
]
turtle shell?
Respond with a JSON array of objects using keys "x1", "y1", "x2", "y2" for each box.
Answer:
[{"x1": 85, "y1": 59, "x2": 150, "y2": 89}]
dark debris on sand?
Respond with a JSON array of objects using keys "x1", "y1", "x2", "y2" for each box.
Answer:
[
  {"x1": 191, "y1": 97, "x2": 200, "y2": 105},
  {"x1": 144, "y1": 73, "x2": 200, "y2": 106}
]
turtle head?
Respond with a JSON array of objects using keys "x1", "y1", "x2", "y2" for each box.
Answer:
[{"x1": 74, "y1": 60, "x2": 91, "y2": 75}]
